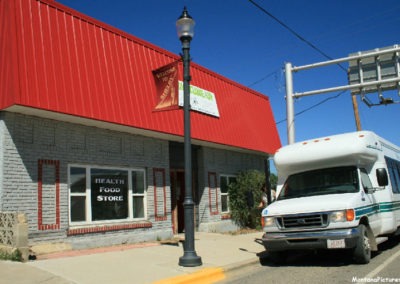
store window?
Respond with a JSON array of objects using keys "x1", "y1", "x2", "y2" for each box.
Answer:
[
  {"x1": 220, "y1": 175, "x2": 236, "y2": 213},
  {"x1": 69, "y1": 166, "x2": 146, "y2": 224}
]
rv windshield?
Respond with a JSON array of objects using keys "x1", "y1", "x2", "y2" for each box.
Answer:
[{"x1": 277, "y1": 166, "x2": 359, "y2": 200}]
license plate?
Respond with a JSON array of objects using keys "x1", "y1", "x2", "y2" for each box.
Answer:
[{"x1": 327, "y1": 239, "x2": 345, "y2": 249}]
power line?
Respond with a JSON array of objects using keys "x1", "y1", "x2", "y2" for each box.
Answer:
[
  {"x1": 275, "y1": 90, "x2": 346, "y2": 125},
  {"x1": 248, "y1": 0, "x2": 346, "y2": 72},
  {"x1": 247, "y1": 70, "x2": 278, "y2": 87},
  {"x1": 247, "y1": 0, "x2": 350, "y2": 124}
]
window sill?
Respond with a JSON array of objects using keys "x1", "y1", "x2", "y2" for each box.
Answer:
[
  {"x1": 67, "y1": 221, "x2": 152, "y2": 236},
  {"x1": 221, "y1": 214, "x2": 231, "y2": 220}
]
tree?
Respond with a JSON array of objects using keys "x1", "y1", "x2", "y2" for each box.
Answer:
[{"x1": 228, "y1": 170, "x2": 277, "y2": 229}]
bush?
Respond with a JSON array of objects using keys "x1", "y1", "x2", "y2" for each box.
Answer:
[
  {"x1": 228, "y1": 170, "x2": 267, "y2": 229},
  {"x1": 0, "y1": 248, "x2": 22, "y2": 262}
]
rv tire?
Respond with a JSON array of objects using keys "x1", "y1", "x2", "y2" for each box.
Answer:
[{"x1": 353, "y1": 224, "x2": 371, "y2": 264}]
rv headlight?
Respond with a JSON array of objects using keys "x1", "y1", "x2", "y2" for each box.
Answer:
[
  {"x1": 262, "y1": 217, "x2": 275, "y2": 227},
  {"x1": 330, "y1": 209, "x2": 355, "y2": 222},
  {"x1": 331, "y1": 211, "x2": 346, "y2": 222}
]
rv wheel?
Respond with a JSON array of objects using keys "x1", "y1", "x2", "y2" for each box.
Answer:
[{"x1": 353, "y1": 224, "x2": 371, "y2": 264}]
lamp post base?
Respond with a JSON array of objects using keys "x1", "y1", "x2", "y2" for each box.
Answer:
[{"x1": 179, "y1": 252, "x2": 202, "y2": 267}]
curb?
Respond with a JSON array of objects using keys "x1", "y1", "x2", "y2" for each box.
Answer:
[
  {"x1": 223, "y1": 257, "x2": 260, "y2": 274},
  {"x1": 152, "y1": 267, "x2": 226, "y2": 284},
  {"x1": 152, "y1": 258, "x2": 260, "y2": 284}
]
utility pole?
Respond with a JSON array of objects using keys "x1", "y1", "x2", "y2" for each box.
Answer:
[
  {"x1": 351, "y1": 95, "x2": 362, "y2": 131},
  {"x1": 285, "y1": 45, "x2": 400, "y2": 145},
  {"x1": 285, "y1": 62, "x2": 295, "y2": 145}
]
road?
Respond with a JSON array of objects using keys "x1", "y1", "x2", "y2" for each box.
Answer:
[{"x1": 220, "y1": 236, "x2": 400, "y2": 284}]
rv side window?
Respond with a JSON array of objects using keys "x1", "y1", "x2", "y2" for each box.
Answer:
[
  {"x1": 359, "y1": 168, "x2": 373, "y2": 192},
  {"x1": 385, "y1": 156, "x2": 400, "y2": 193}
]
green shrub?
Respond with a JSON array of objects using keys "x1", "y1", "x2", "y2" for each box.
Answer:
[
  {"x1": 228, "y1": 170, "x2": 277, "y2": 229},
  {"x1": 0, "y1": 248, "x2": 22, "y2": 262}
]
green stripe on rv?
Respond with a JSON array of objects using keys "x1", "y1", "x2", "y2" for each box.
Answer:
[
  {"x1": 355, "y1": 204, "x2": 379, "y2": 219},
  {"x1": 379, "y1": 201, "x2": 400, "y2": 213},
  {"x1": 355, "y1": 201, "x2": 400, "y2": 219}
]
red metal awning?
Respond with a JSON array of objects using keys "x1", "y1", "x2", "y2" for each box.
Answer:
[{"x1": 0, "y1": 0, "x2": 281, "y2": 154}]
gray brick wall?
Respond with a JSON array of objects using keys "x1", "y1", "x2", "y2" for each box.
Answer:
[
  {"x1": 0, "y1": 112, "x2": 172, "y2": 247},
  {"x1": 197, "y1": 147, "x2": 266, "y2": 231},
  {"x1": 0, "y1": 111, "x2": 268, "y2": 247},
  {"x1": 0, "y1": 113, "x2": 4, "y2": 210}
]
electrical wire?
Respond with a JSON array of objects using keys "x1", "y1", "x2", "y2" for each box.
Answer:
[
  {"x1": 247, "y1": 0, "x2": 350, "y2": 125},
  {"x1": 247, "y1": 70, "x2": 278, "y2": 88},
  {"x1": 275, "y1": 90, "x2": 346, "y2": 125},
  {"x1": 248, "y1": 0, "x2": 346, "y2": 72}
]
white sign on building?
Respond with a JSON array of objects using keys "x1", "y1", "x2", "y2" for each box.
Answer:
[{"x1": 178, "y1": 81, "x2": 220, "y2": 117}]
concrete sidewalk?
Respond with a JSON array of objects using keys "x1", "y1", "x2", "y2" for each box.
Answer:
[{"x1": 0, "y1": 231, "x2": 265, "y2": 284}]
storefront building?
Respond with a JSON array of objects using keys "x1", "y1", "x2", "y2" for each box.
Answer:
[{"x1": 0, "y1": 0, "x2": 281, "y2": 250}]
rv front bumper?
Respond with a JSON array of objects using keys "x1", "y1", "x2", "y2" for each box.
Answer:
[{"x1": 262, "y1": 227, "x2": 361, "y2": 252}]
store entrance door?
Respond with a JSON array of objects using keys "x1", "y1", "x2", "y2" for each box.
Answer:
[
  {"x1": 169, "y1": 142, "x2": 199, "y2": 235},
  {"x1": 170, "y1": 170, "x2": 185, "y2": 234}
]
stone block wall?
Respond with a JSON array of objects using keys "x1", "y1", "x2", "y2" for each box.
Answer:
[
  {"x1": 0, "y1": 212, "x2": 29, "y2": 261},
  {"x1": 197, "y1": 147, "x2": 266, "y2": 232},
  {"x1": 0, "y1": 112, "x2": 172, "y2": 249}
]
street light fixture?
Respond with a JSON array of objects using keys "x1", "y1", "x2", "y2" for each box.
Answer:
[{"x1": 176, "y1": 6, "x2": 202, "y2": 267}]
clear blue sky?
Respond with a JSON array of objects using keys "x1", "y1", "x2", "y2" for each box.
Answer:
[{"x1": 57, "y1": 0, "x2": 400, "y2": 146}]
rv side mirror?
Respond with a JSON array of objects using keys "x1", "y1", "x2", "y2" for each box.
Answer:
[{"x1": 376, "y1": 168, "x2": 389, "y2": 187}]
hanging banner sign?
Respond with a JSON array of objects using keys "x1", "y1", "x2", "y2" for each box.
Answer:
[
  {"x1": 152, "y1": 62, "x2": 179, "y2": 111},
  {"x1": 178, "y1": 81, "x2": 220, "y2": 117}
]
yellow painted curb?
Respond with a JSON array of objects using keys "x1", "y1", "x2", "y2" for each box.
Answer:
[{"x1": 153, "y1": 267, "x2": 226, "y2": 284}]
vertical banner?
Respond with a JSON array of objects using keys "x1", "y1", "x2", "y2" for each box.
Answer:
[{"x1": 153, "y1": 62, "x2": 179, "y2": 111}]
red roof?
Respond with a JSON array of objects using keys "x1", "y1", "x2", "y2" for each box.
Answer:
[{"x1": 0, "y1": 0, "x2": 281, "y2": 154}]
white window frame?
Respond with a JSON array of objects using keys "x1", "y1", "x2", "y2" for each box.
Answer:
[
  {"x1": 220, "y1": 174, "x2": 236, "y2": 214},
  {"x1": 68, "y1": 164, "x2": 147, "y2": 226}
]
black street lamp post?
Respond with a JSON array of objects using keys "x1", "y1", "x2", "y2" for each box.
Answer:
[{"x1": 176, "y1": 6, "x2": 202, "y2": 267}]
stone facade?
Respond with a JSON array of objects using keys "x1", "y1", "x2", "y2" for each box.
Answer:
[{"x1": 0, "y1": 111, "x2": 266, "y2": 251}]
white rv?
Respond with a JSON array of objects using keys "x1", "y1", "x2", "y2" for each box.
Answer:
[{"x1": 261, "y1": 131, "x2": 400, "y2": 264}]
